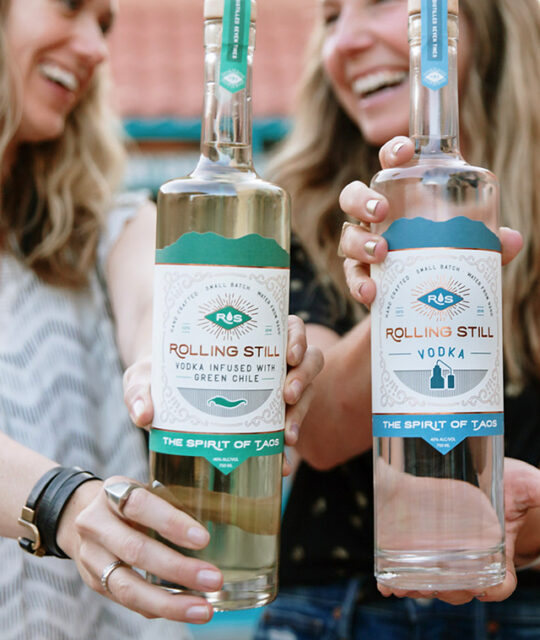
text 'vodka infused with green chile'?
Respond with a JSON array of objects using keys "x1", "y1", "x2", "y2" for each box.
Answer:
[
  {"x1": 148, "y1": 0, "x2": 290, "y2": 610},
  {"x1": 370, "y1": 0, "x2": 505, "y2": 590}
]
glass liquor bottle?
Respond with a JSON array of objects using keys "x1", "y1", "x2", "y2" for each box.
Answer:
[
  {"x1": 148, "y1": 0, "x2": 290, "y2": 610},
  {"x1": 370, "y1": 0, "x2": 505, "y2": 590}
]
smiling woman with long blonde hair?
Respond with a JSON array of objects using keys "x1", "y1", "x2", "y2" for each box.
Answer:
[
  {"x1": 270, "y1": 0, "x2": 540, "y2": 389},
  {"x1": 255, "y1": 0, "x2": 540, "y2": 638},
  {"x1": 0, "y1": 2, "x2": 320, "y2": 636},
  {"x1": 0, "y1": 1, "x2": 217, "y2": 636}
]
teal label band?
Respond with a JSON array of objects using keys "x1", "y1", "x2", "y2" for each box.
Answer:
[
  {"x1": 156, "y1": 232, "x2": 290, "y2": 268},
  {"x1": 150, "y1": 429, "x2": 284, "y2": 474},
  {"x1": 421, "y1": 0, "x2": 449, "y2": 90},
  {"x1": 373, "y1": 413, "x2": 504, "y2": 454},
  {"x1": 220, "y1": 0, "x2": 251, "y2": 93},
  {"x1": 383, "y1": 217, "x2": 501, "y2": 252}
]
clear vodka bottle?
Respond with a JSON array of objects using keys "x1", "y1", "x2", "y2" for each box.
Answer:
[{"x1": 370, "y1": 0, "x2": 505, "y2": 590}]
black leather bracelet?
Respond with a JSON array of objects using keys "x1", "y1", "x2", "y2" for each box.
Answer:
[
  {"x1": 36, "y1": 468, "x2": 101, "y2": 559},
  {"x1": 18, "y1": 466, "x2": 65, "y2": 556},
  {"x1": 18, "y1": 466, "x2": 101, "y2": 558}
]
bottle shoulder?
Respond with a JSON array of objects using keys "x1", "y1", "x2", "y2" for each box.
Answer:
[
  {"x1": 371, "y1": 157, "x2": 499, "y2": 190},
  {"x1": 369, "y1": 156, "x2": 501, "y2": 233},
  {"x1": 159, "y1": 165, "x2": 288, "y2": 200}
]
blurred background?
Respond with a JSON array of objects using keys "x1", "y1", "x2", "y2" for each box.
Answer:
[
  {"x1": 109, "y1": 1, "x2": 315, "y2": 638},
  {"x1": 109, "y1": 0, "x2": 316, "y2": 195}
]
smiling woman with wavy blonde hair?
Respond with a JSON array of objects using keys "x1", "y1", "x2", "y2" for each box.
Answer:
[
  {"x1": 0, "y1": 0, "x2": 217, "y2": 636},
  {"x1": 0, "y1": 0, "x2": 125, "y2": 287},
  {"x1": 257, "y1": 0, "x2": 540, "y2": 638},
  {"x1": 0, "y1": 3, "x2": 320, "y2": 637},
  {"x1": 269, "y1": 0, "x2": 540, "y2": 392}
]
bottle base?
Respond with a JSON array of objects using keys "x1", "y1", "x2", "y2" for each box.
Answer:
[
  {"x1": 375, "y1": 545, "x2": 505, "y2": 591},
  {"x1": 149, "y1": 569, "x2": 277, "y2": 611}
]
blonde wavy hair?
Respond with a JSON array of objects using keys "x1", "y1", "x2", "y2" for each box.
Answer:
[
  {"x1": 268, "y1": 0, "x2": 540, "y2": 391},
  {"x1": 0, "y1": 0, "x2": 126, "y2": 288}
]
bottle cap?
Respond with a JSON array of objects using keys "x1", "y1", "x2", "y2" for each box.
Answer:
[
  {"x1": 204, "y1": 0, "x2": 257, "y2": 20},
  {"x1": 408, "y1": 0, "x2": 458, "y2": 15}
]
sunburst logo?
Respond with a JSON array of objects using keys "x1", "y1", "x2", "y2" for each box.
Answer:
[
  {"x1": 412, "y1": 277, "x2": 470, "y2": 320},
  {"x1": 199, "y1": 295, "x2": 257, "y2": 340}
]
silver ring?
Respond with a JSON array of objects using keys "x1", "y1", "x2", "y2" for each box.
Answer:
[
  {"x1": 104, "y1": 481, "x2": 142, "y2": 517},
  {"x1": 100, "y1": 559, "x2": 127, "y2": 594}
]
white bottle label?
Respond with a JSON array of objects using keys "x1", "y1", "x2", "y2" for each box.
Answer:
[
  {"x1": 150, "y1": 232, "x2": 290, "y2": 473},
  {"x1": 371, "y1": 218, "x2": 504, "y2": 454},
  {"x1": 152, "y1": 263, "x2": 288, "y2": 433}
]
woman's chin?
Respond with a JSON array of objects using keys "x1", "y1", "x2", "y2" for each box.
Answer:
[{"x1": 358, "y1": 119, "x2": 410, "y2": 148}]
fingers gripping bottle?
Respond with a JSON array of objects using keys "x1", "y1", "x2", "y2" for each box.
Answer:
[
  {"x1": 148, "y1": 0, "x2": 290, "y2": 610},
  {"x1": 370, "y1": 0, "x2": 505, "y2": 590}
]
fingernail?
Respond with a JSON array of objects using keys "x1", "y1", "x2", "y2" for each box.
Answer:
[
  {"x1": 187, "y1": 527, "x2": 209, "y2": 546},
  {"x1": 364, "y1": 240, "x2": 378, "y2": 257},
  {"x1": 196, "y1": 569, "x2": 222, "y2": 590},
  {"x1": 132, "y1": 399, "x2": 145, "y2": 421},
  {"x1": 186, "y1": 605, "x2": 211, "y2": 622},
  {"x1": 392, "y1": 141, "x2": 405, "y2": 155},
  {"x1": 366, "y1": 199, "x2": 380, "y2": 217},
  {"x1": 357, "y1": 283, "x2": 366, "y2": 300}
]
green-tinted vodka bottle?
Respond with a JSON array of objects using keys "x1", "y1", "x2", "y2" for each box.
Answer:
[
  {"x1": 148, "y1": 0, "x2": 290, "y2": 610},
  {"x1": 370, "y1": 0, "x2": 505, "y2": 590}
]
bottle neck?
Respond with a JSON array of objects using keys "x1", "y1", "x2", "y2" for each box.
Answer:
[
  {"x1": 409, "y1": 12, "x2": 460, "y2": 157},
  {"x1": 200, "y1": 19, "x2": 255, "y2": 169}
]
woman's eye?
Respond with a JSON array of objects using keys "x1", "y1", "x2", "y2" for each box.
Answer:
[
  {"x1": 60, "y1": 0, "x2": 83, "y2": 10},
  {"x1": 99, "y1": 14, "x2": 114, "y2": 35},
  {"x1": 322, "y1": 8, "x2": 340, "y2": 26}
]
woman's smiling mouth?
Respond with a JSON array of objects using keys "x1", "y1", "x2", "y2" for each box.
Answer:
[
  {"x1": 38, "y1": 62, "x2": 80, "y2": 92},
  {"x1": 352, "y1": 70, "x2": 408, "y2": 99}
]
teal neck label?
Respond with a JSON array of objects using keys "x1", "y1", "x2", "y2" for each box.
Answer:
[
  {"x1": 220, "y1": 0, "x2": 251, "y2": 93},
  {"x1": 421, "y1": 0, "x2": 449, "y2": 90}
]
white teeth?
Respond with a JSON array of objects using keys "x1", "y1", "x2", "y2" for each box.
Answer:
[
  {"x1": 352, "y1": 70, "x2": 407, "y2": 97},
  {"x1": 39, "y1": 63, "x2": 79, "y2": 92}
]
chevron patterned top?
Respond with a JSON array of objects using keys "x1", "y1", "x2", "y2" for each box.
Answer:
[{"x1": 0, "y1": 197, "x2": 187, "y2": 639}]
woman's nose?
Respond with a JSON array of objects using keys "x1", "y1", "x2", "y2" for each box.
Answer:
[
  {"x1": 331, "y1": 6, "x2": 375, "y2": 56},
  {"x1": 72, "y1": 17, "x2": 109, "y2": 68}
]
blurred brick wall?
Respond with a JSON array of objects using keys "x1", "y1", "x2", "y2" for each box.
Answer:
[{"x1": 109, "y1": 0, "x2": 316, "y2": 119}]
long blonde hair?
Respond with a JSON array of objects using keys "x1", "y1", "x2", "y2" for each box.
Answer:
[
  {"x1": 0, "y1": 0, "x2": 126, "y2": 288},
  {"x1": 268, "y1": 0, "x2": 540, "y2": 391}
]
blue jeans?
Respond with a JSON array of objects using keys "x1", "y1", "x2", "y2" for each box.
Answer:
[{"x1": 254, "y1": 578, "x2": 540, "y2": 640}]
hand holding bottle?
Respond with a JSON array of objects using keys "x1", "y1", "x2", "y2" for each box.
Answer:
[
  {"x1": 54, "y1": 475, "x2": 222, "y2": 623},
  {"x1": 338, "y1": 136, "x2": 523, "y2": 305},
  {"x1": 375, "y1": 458, "x2": 540, "y2": 604}
]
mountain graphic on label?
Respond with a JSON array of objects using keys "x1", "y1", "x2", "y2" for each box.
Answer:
[
  {"x1": 208, "y1": 396, "x2": 248, "y2": 409},
  {"x1": 418, "y1": 287, "x2": 463, "y2": 311}
]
